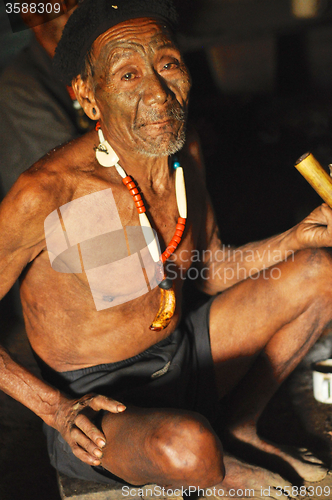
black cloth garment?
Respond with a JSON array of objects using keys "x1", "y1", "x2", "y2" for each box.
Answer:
[
  {"x1": 0, "y1": 37, "x2": 90, "y2": 197},
  {"x1": 38, "y1": 297, "x2": 219, "y2": 484}
]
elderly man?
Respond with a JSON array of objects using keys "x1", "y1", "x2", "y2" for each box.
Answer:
[{"x1": 0, "y1": 0, "x2": 331, "y2": 496}]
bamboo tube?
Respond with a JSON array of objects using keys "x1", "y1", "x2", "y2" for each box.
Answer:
[{"x1": 295, "y1": 152, "x2": 332, "y2": 208}]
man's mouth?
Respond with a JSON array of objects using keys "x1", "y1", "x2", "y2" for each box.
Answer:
[
  {"x1": 143, "y1": 119, "x2": 173, "y2": 127},
  {"x1": 135, "y1": 117, "x2": 174, "y2": 129}
]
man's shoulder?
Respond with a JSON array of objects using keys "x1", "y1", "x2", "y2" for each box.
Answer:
[
  {"x1": 5, "y1": 157, "x2": 69, "y2": 219},
  {"x1": 7, "y1": 133, "x2": 94, "y2": 208},
  {"x1": 26, "y1": 130, "x2": 95, "y2": 177},
  {"x1": 0, "y1": 132, "x2": 102, "y2": 253}
]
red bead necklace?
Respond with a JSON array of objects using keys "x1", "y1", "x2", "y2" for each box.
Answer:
[
  {"x1": 122, "y1": 175, "x2": 186, "y2": 263},
  {"x1": 95, "y1": 122, "x2": 186, "y2": 265}
]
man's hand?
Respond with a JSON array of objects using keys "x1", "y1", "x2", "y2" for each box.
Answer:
[
  {"x1": 53, "y1": 393, "x2": 126, "y2": 466},
  {"x1": 294, "y1": 204, "x2": 332, "y2": 250}
]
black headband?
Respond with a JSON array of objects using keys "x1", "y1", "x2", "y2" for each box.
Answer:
[{"x1": 53, "y1": 0, "x2": 179, "y2": 84}]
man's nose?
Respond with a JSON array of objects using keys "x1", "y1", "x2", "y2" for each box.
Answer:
[{"x1": 142, "y1": 72, "x2": 172, "y2": 106}]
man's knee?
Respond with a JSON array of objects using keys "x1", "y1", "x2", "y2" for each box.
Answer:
[{"x1": 151, "y1": 411, "x2": 225, "y2": 488}]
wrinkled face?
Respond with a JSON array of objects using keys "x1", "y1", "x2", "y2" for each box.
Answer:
[{"x1": 91, "y1": 18, "x2": 191, "y2": 157}]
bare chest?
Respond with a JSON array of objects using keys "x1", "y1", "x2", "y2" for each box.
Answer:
[
  {"x1": 41, "y1": 166, "x2": 201, "y2": 303},
  {"x1": 22, "y1": 154, "x2": 206, "y2": 369}
]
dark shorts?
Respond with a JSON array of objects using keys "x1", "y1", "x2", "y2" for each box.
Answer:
[{"x1": 39, "y1": 296, "x2": 219, "y2": 484}]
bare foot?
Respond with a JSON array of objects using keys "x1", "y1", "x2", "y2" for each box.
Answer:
[
  {"x1": 209, "y1": 454, "x2": 295, "y2": 499},
  {"x1": 227, "y1": 423, "x2": 328, "y2": 482}
]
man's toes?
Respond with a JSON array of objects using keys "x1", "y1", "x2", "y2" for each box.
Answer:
[{"x1": 299, "y1": 450, "x2": 325, "y2": 464}]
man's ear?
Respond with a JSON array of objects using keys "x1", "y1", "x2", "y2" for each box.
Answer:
[{"x1": 71, "y1": 76, "x2": 101, "y2": 121}]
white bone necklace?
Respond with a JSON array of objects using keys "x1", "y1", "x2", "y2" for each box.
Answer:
[{"x1": 95, "y1": 123, "x2": 187, "y2": 331}]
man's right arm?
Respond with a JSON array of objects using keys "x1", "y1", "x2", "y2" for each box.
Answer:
[{"x1": 0, "y1": 173, "x2": 125, "y2": 465}]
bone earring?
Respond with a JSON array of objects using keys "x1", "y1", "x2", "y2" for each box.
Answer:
[{"x1": 95, "y1": 124, "x2": 119, "y2": 167}]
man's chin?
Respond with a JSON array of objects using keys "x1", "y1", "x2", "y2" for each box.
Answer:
[{"x1": 135, "y1": 132, "x2": 186, "y2": 158}]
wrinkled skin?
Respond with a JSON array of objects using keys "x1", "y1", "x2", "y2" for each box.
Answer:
[{"x1": 74, "y1": 18, "x2": 191, "y2": 159}]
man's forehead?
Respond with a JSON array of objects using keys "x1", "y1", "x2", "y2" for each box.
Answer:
[{"x1": 92, "y1": 18, "x2": 176, "y2": 61}]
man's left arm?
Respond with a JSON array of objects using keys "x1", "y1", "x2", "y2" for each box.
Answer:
[{"x1": 196, "y1": 201, "x2": 332, "y2": 294}]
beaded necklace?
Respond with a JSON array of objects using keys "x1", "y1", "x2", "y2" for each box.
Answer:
[{"x1": 95, "y1": 122, "x2": 187, "y2": 330}]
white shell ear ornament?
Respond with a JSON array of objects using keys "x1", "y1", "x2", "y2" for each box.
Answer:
[{"x1": 95, "y1": 127, "x2": 119, "y2": 167}]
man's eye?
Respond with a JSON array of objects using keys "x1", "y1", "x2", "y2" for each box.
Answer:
[
  {"x1": 163, "y1": 61, "x2": 179, "y2": 70},
  {"x1": 122, "y1": 72, "x2": 135, "y2": 81}
]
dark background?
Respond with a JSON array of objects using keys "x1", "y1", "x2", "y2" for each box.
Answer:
[{"x1": 175, "y1": 0, "x2": 332, "y2": 246}]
